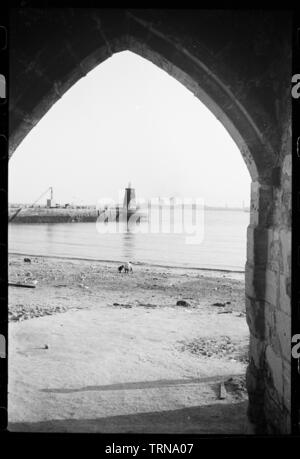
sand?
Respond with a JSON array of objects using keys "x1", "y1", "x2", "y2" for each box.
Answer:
[{"x1": 8, "y1": 254, "x2": 250, "y2": 434}]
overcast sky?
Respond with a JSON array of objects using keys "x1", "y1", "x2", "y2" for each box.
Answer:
[{"x1": 9, "y1": 50, "x2": 251, "y2": 207}]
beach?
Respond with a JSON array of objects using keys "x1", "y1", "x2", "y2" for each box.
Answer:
[{"x1": 8, "y1": 254, "x2": 250, "y2": 433}]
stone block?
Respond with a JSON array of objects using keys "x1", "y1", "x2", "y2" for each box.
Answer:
[
  {"x1": 279, "y1": 273, "x2": 291, "y2": 314},
  {"x1": 245, "y1": 263, "x2": 266, "y2": 302},
  {"x1": 249, "y1": 333, "x2": 266, "y2": 368},
  {"x1": 265, "y1": 345, "x2": 283, "y2": 397},
  {"x1": 245, "y1": 296, "x2": 265, "y2": 339},
  {"x1": 265, "y1": 268, "x2": 279, "y2": 307},
  {"x1": 282, "y1": 153, "x2": 291, "y2": 178},
  {"x1": 279, "y1": 228, "x2": 291, "y2": 275},
  {"x1": 247, "y1": 225, "x2": 272, "y2": 266},
  {"x1": 275, "y1": 309, "x2": 291, "y2": 362}
]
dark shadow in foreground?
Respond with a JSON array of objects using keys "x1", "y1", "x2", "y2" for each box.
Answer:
[
  {"x1": 40, "y1": 374, "x2": 246, "y2": 394},
  {"x1": 9, "y1": 401, "x2": 249, "y2": 434}
]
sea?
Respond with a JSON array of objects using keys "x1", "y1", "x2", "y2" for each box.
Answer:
[{"x1": 9, "y1": 209, "x2": 250, "y2": 272}]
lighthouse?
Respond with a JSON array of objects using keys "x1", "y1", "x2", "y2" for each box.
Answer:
[
  {"x1": 123, "y1": 182, "x2": 137, "y2": 211},
  {"x1": 99, "y1": 183, "x2": 146, "y2": 223}
]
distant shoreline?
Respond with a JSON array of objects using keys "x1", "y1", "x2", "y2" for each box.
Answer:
[
  {"x1": 9, "y1": 251, "x2": 245, "y2": 276},
  {"x1": 8, "y1": 206, "x2": 250, "y2": 224},
  {"x1": 9, "y1": 205, "x2": 250, "y2": 212}
]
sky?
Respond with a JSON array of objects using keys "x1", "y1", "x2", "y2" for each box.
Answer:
[{"x1": 9, "y1": 50, "x2": 251, "y2": 208}]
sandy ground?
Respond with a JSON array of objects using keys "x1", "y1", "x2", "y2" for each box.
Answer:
[{"x1": 8, "y1": 254, "x2": 250, "y2": 434}]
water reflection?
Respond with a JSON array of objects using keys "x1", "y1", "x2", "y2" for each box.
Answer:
[
  {"x1": 121, "y1": 221, "x2": 137, "y2": 260},
  {"x1": 45, "y1": 223, "x2": 55, "y2": 241}
]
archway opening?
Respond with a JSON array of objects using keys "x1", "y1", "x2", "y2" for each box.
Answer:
[{"x1": 9, "y1": 49, "x2": 253, "y2": 433}]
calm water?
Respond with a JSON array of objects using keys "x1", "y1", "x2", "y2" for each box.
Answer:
[{"x1": 9, "y1": 210, "x2": 250, "y2": 271}]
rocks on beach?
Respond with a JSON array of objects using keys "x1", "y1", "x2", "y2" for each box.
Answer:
[
  {"x1": 9, "y1": 254, "x2": 246, "y2": 322},
  {"x1": 180, "y1": 335, "x2": 245, "y2": 360},
  {"x1": 176, "y1": 300, "x2": 191, "y2": 307},
  {"x1": 212, "y1": 301, "x2": 231, "y2": 307},
  {"x1": 9, "y1": 303, "x2": 68, "y2": 322}
]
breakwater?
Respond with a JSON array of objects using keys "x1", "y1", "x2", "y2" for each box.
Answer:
[{"x1": 9, "y1": 207, "x2": 99, "y2": 223}]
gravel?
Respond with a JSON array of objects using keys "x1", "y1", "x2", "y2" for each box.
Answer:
[
  {"x1": 179, "y1": 335, "x2": 249, "y2": 362},
  {"x1": 9, "y1": 303, "x2": 68, "y2": 322}
]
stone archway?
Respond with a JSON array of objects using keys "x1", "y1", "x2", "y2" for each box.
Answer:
[{"x1": 9, "y1": 8, "x2": 292, "y2": 433}]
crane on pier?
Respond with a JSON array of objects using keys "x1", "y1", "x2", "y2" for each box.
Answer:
[{"x1": 9, "y1": 187, "x2": 54, "y2": 222}]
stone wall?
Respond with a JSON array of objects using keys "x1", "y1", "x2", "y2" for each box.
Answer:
[{"x1": 246, "y1": 82, "x2": 291, "y2": 433}]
